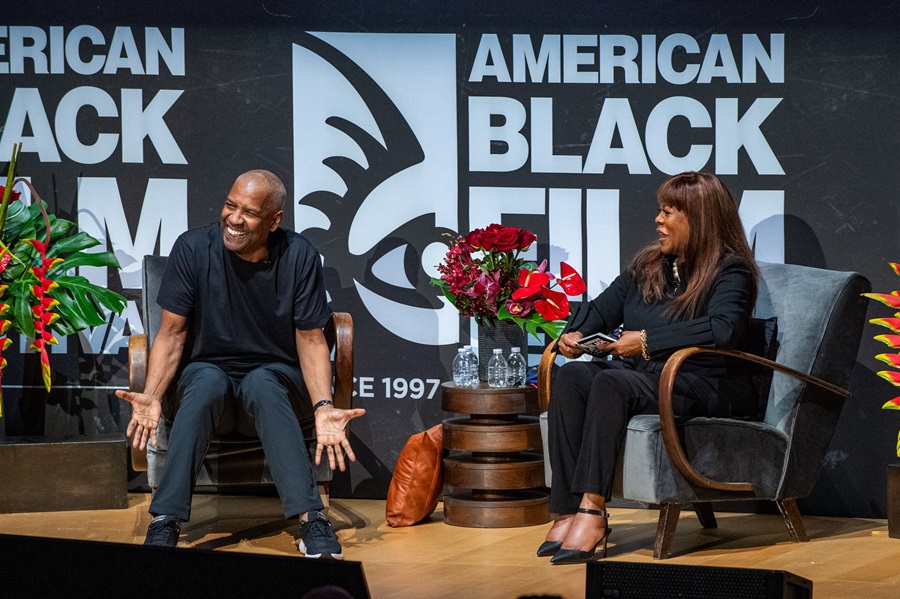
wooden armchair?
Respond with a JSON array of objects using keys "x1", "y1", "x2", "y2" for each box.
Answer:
[
  {"x1": 128, "y1": 255, "x2": 353, "y2": 504},
  {"x1": 538, "y1": 262, "x2": 870, "y2": 559}
]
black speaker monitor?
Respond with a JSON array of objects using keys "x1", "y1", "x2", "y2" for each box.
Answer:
[
  {"x1": 0, "y1": 533, "x2": 370, "y2": 599},
  {"x1": 587, "y1": 561, "x2": 812, "y2": 599}
]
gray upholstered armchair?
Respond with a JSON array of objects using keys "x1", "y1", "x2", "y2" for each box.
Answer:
[
  {"x1": 538, "y1": 262, "x2": 870, "y2": 559},
  {"x1": 128, "y1": 255, "x2": 354, "y2": 505}
]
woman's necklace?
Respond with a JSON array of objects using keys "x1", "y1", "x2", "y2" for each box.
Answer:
[{"x1": 672, "y1": 261, "x2": 682, "y2": 291}]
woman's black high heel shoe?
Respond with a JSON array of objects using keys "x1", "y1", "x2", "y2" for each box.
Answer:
[
  {"x1": 536, "y1": 540, "x2": 562, "y2": 557},
  {"x1": 550, "y1": 508, "x2": 611, "y2": 565},
  {"x1": 537, "y1": 513, "x2": 578, "y2": 557}
]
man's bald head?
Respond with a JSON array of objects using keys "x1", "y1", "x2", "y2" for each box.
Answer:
[{"x1": 234, "y1": 170, "x2": 286, "y2": 214}]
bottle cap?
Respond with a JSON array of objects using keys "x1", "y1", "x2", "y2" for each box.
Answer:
[
  {"x1": 458, "y1": 348, "x2": 465, "y2": 353},
  {"x1": 511, "y1": 347, "x2": 520, "y2": 352},
  {"x1": 493, "y1": 348, "x2": 502, "y2": 354}
]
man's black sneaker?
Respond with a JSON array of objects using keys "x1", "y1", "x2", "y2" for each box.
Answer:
[
  {"x1": 144, "y1": 515, "x2": 181, "y2": 547},
  {"x1": 298, "y1": 511, "x2": 343, "y2": 559}
]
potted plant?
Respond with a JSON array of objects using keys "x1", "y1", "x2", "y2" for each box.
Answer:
[
  {"x1": 0, "y1": 143, "x2": 127, "y2": 416},
  {"x1": 862, "y1": 263, "x2": 900, "y2": 538},
  {"x1": 431, "y1": 223, "x2": 585, "y2": 378}
]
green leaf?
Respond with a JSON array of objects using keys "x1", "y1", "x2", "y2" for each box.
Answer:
[
  {"x1": 53, "y1": 274, "x2": 127, "y2": 316},
  {"x1": 11, "y1": 289, "x2": 34, "y2": 338},
  {"x1": 48, "y1": 215, "x2": 76, "y2": 240},
  {"x1": 49, "y1": 300, "x2": 88, "y2": 336},
  {"x1": 47, "y1": 232, "x2": 101, "y2": 256},
  {"x1": 48, "y1": 251, "x2": 121, "y2": 276},
  {"x1": 1, "y1": 202, "x2": 37, "y2": 243}
]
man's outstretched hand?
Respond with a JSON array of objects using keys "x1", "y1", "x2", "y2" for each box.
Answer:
[
  {"x1": 314, "y1": 406, "x2": 367, "y2": 471},
  {"x1": 115, "y1": 390, "x2": 161, "y2": 451}
]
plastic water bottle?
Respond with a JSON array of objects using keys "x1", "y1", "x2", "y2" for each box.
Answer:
[
  {"x1": 507, "y1": 347, "x2": 527, "y2": 387},
  {"x1": 487, "y1": 348, "x2": 509, "y2": 388},
  {"x1": 452, "y1": 348, "x2": 469, "y2": 386},
  {"x1": 463, "y1": 345, "x2": 479, "y2": 386}
]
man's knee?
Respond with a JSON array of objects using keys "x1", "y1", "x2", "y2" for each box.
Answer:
[{"x1": 175, "y1": 362, "x2": 231, "y2": 412}]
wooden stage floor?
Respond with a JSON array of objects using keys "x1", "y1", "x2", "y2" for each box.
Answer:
[{"x1": 1, "y1": 494, "x2": 898, "y2": 598}]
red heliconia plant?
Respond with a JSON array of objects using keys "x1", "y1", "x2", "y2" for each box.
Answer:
[
  {"x1": 863, "y1": 262, "x2": 900, "y2": 456},
  {"x1": 0, "y1": 143, "x2": 127, "y2": 417}
]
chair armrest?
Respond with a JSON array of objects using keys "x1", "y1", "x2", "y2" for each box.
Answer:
[
  {"x1": 537, "y1": 343, "x2": 558, "y2": 413},
  {"x1": 127, "y1": 334, "x2": 148, "y2": 472},
  {"x1": 129, "y1": 334, "x2": 148, "y2": 393},
  {"x1": 326, "y1": 312, "x2": 354, "y2": 411},
  {"x1": 657, "y1": 347, "x2": 850, "y2": 493}
]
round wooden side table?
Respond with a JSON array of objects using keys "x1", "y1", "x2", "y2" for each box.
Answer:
[{"x1": 441, "y1": 382, "x2": 550, "y2": 528}]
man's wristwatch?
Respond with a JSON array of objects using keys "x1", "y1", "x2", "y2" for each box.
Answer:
[{"x1": 313, "y1": 399, "x2": 334, "y2": 411}]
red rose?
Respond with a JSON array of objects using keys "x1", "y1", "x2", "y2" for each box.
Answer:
[
  {"x1": 486, "y1": 224, "x2": 537, "y2": 252},
  {"x1": 513, "y1": 227, "x2": 537, "y2": 250},
  {"x1": 465, "y1": 228, "x2": 486, "y2": 249},
  {"x1": 477, "y1": 224, "x2": 500, "y2": 251}
]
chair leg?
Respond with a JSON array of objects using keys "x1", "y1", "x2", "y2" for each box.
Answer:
[
  {"x1": 654, "y1": 503, "x2": 682, "y2": 560},
  {"x1": 692, "y1": 502, "x2": 717, "y2": 529},
  {"x1": 776, "y1": 498, "x2": 808, "y2": 542}
]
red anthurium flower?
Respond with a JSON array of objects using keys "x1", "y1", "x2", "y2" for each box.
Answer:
[
  {"x1": 870, "y1": 318, "x2": 900, "y2": 333},
  {"x1": 884, "y1": 397, "x2": 900, "y2": 410},
  {"x1": 878, "y1": 371, "x2": 900, "y2": 386},
  {"x1": 876, "y1": 354, "x2": 900, "y2": 367},
  {"x1": 0, "y1": 252, "x2": 10, "y2": 275},
  {"x1": 864, "y1": 293, "x2": 900, "y2": 309},
  {"x1": 875, "y1": 334, "x2": 900, "y2": 348},
  {"x1": 0, "y1": 185, "x2": 21, "y2": 203},
  {"x1": 535, "y1": 286, "x2": 570, "y2": 321},
  {"x1": 514, "y1": 266, "x2": 552, "y2": 300},
  {"x1": 505, "y1": 298, "x2": 534, "y2": 317},
  {"x1": 557, "y1": 262, "x2": 586, "y2": 296}
]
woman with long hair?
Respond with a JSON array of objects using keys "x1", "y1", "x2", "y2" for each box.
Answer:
[{"x1": 541, "y1": 171, "x2": 759, "y2": 564}]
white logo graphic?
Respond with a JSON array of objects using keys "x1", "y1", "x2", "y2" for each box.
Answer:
[{"x1": 293, "y1": 32, "x2": 460, "y2": 345}]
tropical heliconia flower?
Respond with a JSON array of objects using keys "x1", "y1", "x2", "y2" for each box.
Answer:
[
  {"x1": 0, "y1": 283, "x2": 9, "y2": 415},
  {"x1": 875, "y1": 334, "x2": 900, "y2": 348},
  {"x1": 870, "y1": 317, "x2": 900, "y2": 333},
  {"x1": 863, "y1": 292, "x2": 900, "y2": 309},
  {"x1": 24, "y1": 238, "x2": 61, "y2": 392},
  {"x1": 875, "y1": 353, "x2": 900, "y2": 368},
  {"x1": 863, "y1": 262, "x2": 900, "y2": 457},
  {"x1": 877, "y1": 371, "x2": 900, "y2": 386}
]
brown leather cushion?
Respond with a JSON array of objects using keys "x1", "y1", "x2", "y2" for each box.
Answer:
[{"x1": 385, "y1": 424, "x2": 443, "y2": 527}]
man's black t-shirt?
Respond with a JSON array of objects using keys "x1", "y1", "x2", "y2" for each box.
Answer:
[{"x1": 157, "y1": 223, "x2": 332, "y2": 377}]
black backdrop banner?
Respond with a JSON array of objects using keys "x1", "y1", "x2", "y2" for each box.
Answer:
[{"x1": 1, "y1": 1, "x2": 898, "y2": 517}]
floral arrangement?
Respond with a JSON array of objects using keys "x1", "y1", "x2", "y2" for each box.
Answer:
[
  {"x1": 863, "y1": 262, "x2": 900, "y2": 456},
  {"x1": 431, "y1": 223, "x2": 586, "y2": 338},
  {"x1": 0, "y1": 143, "x2": 127, "y2": 415}
]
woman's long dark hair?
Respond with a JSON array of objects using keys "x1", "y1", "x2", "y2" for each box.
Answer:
[{"x1": 631, "y1": 172, "x2": 758, "y2": 318}]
